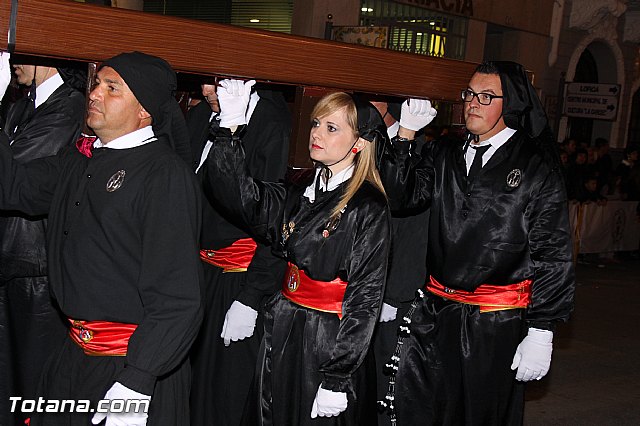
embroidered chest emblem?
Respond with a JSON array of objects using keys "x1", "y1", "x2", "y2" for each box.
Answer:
[
  {"x1": 106, "y1": 170, "x2": 126, "y2": 192},
  {"x1": 506, "y1": 169, "x2": 522, "y2": 188}
]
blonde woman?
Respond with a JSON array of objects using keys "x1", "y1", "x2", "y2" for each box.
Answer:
[{"x1": 205, "y1": 82, "x2": 390, "y2": 425}]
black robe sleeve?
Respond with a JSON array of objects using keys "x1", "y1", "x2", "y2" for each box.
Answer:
[
  {"x1": 319, "y1": 195, "x2": 391, "y2": 392},
  {"x1": 0, "y1": 85, "x2": 84, "y2": 215},
  {"x1": 0, "y1": 137, "x2": 61, "y2": 215},
  {"x1": 206, "y1": 131, "x2": 286, "y2": 245},
  {"x1": 383, "y1": 139, "x2": 431, "y2": 306},
  {"x1": 116, "y1": 157, "x2": 203, "y2": 395},
  {"x1": 6, "y1": 86, "x2": 84, "y2": 162},
  {"x1": 378, "y1": 138, "x2": 435, "y2": 213},
  {"x1": 235, "y1": 97, "x2": 290, "y2": 308},
  {"x1": 525, "y1": 166, "x2": 575, "y2": 330},
  {"x1": 1, "y1": 85, "x2": 85, "y2": 279}
]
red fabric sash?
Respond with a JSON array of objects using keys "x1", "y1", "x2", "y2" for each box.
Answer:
[
  {"x1": 200, "y1": 238, "x2": 257, "y2": 272},
  {"x1": 281, "y1": 262, "x2": 347, "y2": 318},
  {"x1": 68, "y1": 319, "x2": 137, "y2": 356},
  {"x1": 426, "y1": 275, "x2": 532, "y2": 313}
]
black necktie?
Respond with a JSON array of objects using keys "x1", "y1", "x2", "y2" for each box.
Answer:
[{"x1": 468, "y1": 144, "x2": 491, "y2": 181}]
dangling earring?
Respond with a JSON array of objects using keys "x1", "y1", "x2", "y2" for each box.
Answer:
[{"x1": 352, "y1": 148, "x2": 358, "y2": 154}]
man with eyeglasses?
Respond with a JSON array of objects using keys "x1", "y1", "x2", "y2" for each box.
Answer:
[{"x1": 377, "y1": 61, "x2": 574, "y2": 425}]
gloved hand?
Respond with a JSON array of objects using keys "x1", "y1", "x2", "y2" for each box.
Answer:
[
  {"x1": 221, "y1": 300, "x2": 258, "y2": 346},
  {"x1": 0, "y1": 51, "x2": 11, "y2": 100},
  {"x1": 216, "y1": 79, "x2": 256, "y2": 128},
  {"x1": 511, "y1": 327, "x2": 554, "y2": 381},
  {"x1": 91, "y1": 382, "x2": 151, "y2": 426},
  {"x1": 399, "y1": 99, "x2": 437, "y2": 131},
  {"x1": 379, "y1": 303, "x2": 397, "y2": 322},
  {"x1": 310, "y1": 385, "x2": 348, "y2": 418}
]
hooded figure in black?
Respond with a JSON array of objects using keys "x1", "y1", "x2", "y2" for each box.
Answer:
[
  {"x1": 378, "y1": 61, "x2": 575, "y2": 425},
  {"x1": 206, "y1": 84, "x2": 390, "y2": 425},
  {"x1": 0, "y1": 51, "x2": 202, "y2": 426},
  {"x1": 100, "y1": 51, "x2": 192, "y2": 165},
  {"x1": 0, "y1": 57, "x2": 85, "y2": 426},
  {"x1": 367, "y1": 99, "x2": 432, "y2": 426},
  {"x1": 188, "y1": 81, "x2": 290, "y2": 426}
]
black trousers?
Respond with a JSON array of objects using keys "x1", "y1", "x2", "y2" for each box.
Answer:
[
  {"x1": 395, "y1": 293, "x2": 526, "y2": 426},
  {"x1": 190, "y1": 263, "x2": 263, "y2": 426},
  {"x1": 0, "y1": 276, "x2": 67, "y2": 426},
  {"x1": 29, "y1": 338, "x2": 191, "y2": 426}
]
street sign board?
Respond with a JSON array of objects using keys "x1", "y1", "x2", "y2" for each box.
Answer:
[
  {"x1": 564, "y1": 83, "x2": 620, "y2": 121},
  {"x1": 566, "y1": 82, "x2": 619, "y2": 96}
]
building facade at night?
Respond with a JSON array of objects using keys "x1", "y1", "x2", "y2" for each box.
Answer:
[{"x1": 104, "y1": 0, "x2": 640, "y2": 149}]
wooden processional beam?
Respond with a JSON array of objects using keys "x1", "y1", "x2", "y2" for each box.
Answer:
[{"x1": 0, "y1": 0, "x2": 477, "y2": 101}]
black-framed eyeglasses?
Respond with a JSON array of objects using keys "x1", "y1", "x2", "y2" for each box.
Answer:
[{"x1": 461, "y1": 89, "x2": 503, "y2": 105}]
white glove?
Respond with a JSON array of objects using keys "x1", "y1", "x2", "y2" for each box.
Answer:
[
  {"x1": 91, "y1": 382, "x2": 151, "y2": 426},
  {"x1": 310, "y1": 385, "x2": 348, "y2": 418},
  {"x1": 510, "y1": 328, "x2": 554, "y2": 381},
  {"x1": 379, "y1": 303, "x2": 398, "y2": 322},
  {"x1": 0, "y1": 52, "x2": 11, "y2": 100},
  {"x1": 399, "y1": 99, "x2": 437, "y2": 131},
  {"x1": 221, "y1": 300, "x2": 258, "y2": 346},
  {"x1": 216, "y1": 79, "x2": 255, "y2": 128}
]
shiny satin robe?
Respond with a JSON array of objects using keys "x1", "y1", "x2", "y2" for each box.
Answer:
[
  {"x1": 189, "y1": 92, "x2": 290, "y2": 426},
  {"x1": 207, "y1": 135, "x2": 391, "y2": 426},
  {"x1": 378, "y1": 132, "x2": 575, "y2": 425},
  {"x1": 0, "y1": 83, "x2": 84, "y2": 426},
  {"x1": 380, "y1": 132, "x2": 574, "y2": 327}
]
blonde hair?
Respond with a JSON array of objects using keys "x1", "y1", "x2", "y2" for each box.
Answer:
[{"x1": 311, "y1": 92, "x2": 387, "y2": 220}]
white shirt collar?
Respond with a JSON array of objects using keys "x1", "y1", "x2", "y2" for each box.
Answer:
[
  {"x1": 35, "y1": 73, "x2": 64, "y2": 109},
  {"x1": 94, "y1": 126, "x2": 157, "y2": 150},
  {"x1": 303, "y1": 164, "x2": 354, "y2": 202},
  {"x1": 469, "y1": 126, "x2": 517, "y2": 150},
  {"x1": 465, "y1": 126, "x2": 517, "y2": 172}
]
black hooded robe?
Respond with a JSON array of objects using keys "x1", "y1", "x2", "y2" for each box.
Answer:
[
  {"x1": 0, "y1": 136, "x2": 203, "y2": 426},
  {"x1": 373, "y1": 138, "x2": 430, "y2": 426},
  {"x1": 206, "y1": 134, "x2": 391, "y2": 426},
  {"x1": 378, "y1": 62, "x2": 575, "y2": 425},
  {"x1": 188, "y1": 90, "x2": 290, "y2": 426}
]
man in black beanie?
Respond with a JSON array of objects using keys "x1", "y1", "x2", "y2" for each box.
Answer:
[
  {"x1": 378, "y1": 61, "x2": 574, "y2": 425},
  {"x1": 0, "y1": 57, "x2": 85, "y2": 426},
  {"x1": 0, "y1": 51, "x2": 202, "y2": 426}
]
